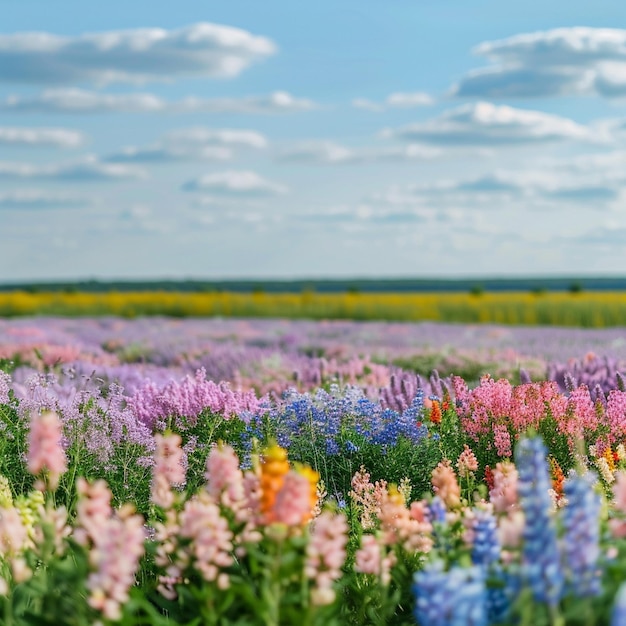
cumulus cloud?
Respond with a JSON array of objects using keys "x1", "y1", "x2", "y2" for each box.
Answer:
[
  {"x1": 352, "y1": 91, "x2": 434, "y2": 112},
  {"x1": 0, "y1": 127, "x2": 85, "y2": 147},
  {"x1": 0, "y1": 23, "x2": 275, "y2": 85},
  {"x1": 0, "y1": 88, "x2": 316, "y2": 114},
  {"x1": 277, "y1": 140, "x2": 439, "y2": 164},
  {"x1": 451, "y1": 27, "x2": 626, "y2": 99},
  {"x1": 107, "y1": 127, "x2": 267, "y2": 163},
  {"x1": 383, "y1": 101, "x2": 593, "y2": 145},
  {"x1": 0, "y1": 189, "x2": 90, "y2": 209},
  {"x1": 182, "y1": 170, "x2": 288, "y2": 195},
  {"x1": 0, "y1": 156, "x2": 147, "y2": 181}
]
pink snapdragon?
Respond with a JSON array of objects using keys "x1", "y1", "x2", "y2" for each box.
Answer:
[
  {"x1": 272, "y1": 470, "x2": 313, "y2": 526},
  {"x1": 151, "y1": 433, "x2": 186, "y2": 509},
  {"x1": 457, "y1": 445, "x2": 479, "y2": 477},
  {"x1": 350, "y1": 466, "x2": 387, "y2": 530},
  {"x1": 305, "y1": 511, "x2": 348, "y2": 606},
  {"x1": 378, "y1": 488, "x2": 433, "y2": 553},
  {"x1": 27, "y1": 411, "x2": 67, "y2": 490},
  {"x1": 354, "y1": 533, "x2": 397, "y2": 586},
  {"x1": 431, "y1": 460, "x2": 460, "y2": 509},
  {"x1": 205, "y1": 443, "x2": 245, "y2": 512},
  {"x1": 179, "y1": 492, "x2": 233, "y2": 586},
  {"x1": 87, "y1": 505, "x2": 145, "y2": 622},
  {"x1": 74, "y1": 478, "x2": 112, "y2": 546},
  {"x1": 489, "y1": 461, "x2": 519, "y2": 514}
]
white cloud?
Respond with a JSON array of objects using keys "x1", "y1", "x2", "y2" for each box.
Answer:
[
  {"x1": 377, "y1": 168, "x2": 623, "y2": 210},
  {"x1": 107, "y1": 127, "x2": 267, "y2": 163},
  {"x1": 451, "y1": 27, "x2": 626, "y2": 99},
  {"x1": 0, "y1": 127, "x2": 85, "y2": 147},
  {"x1": 352, "y1": 91, "x2": 434, "y2": 112},
  {"x1": 0, "y1": 23, "x2": 275, "y2": 85},
  {"x1": 383, "y1": 101, "x2": 594, "y2": 145},
  {"x1": 0, "y1": 189, "x2": 90, "y2": 209},
  {"x1": 277, "y1": 140, "x2": 439, "y2": 164},
  {"x1": 0, "y1": 89, "x2": 316, "y2": 114},
  {"x1": 298, "y1": 204, "x2": 432, "y2": 224},
  {"x1": 182, "y1": 170, "x2": 288, "y2": 195},
  {"x1": 0, "y1": 156, "x2": 147, "y2": 181}
]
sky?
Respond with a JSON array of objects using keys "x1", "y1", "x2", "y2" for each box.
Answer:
[{"x1": 3, "y1": 0, "x2": 626, "y2": 282}]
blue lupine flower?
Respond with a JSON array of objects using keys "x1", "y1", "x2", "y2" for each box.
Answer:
[
  {"x1": 472, "y1": 509, "x2": 500, "y2": 567},
  {"x1": 612, "y1": 583, "x2": 626, "y2": 626},
  {"x1": 345, "y1": 440, "x2": 358, "y2": 453},
  {"x1": 413, "y1": 561, "x2": 487, "y2": 626},
  {"x1": 486, "y1": 565, "x2": 522, "y2": 625},
  {"x1": 562, "y1": 470, "x2": 602, "y2": 597},
  {"x1": 516, "y1": 436, "x2": 564, "y2": 608}
]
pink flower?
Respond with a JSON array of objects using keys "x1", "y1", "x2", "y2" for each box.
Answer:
[
  {"x1": 27, "y1": 411, "x2": 67, "y2": 490},
  {"x1": 205, "y1": 443, "x2": 245, "y2": 511},
  {"x1": 354, "y1": 533, "x2": 396, "y2": 586},
  {"x1": 0, "y1": 507, "x2": 29, "y2": 556},
  {"x1": 607, "y1": 390, "x2": 626, "y2": 442},
  {"x1": 431, "y1": 460, "x2": 460, "y2": 509},
  {"x1": 489, "y1": 461, "x2": 518, "y2": 514},
  {"x1": 305, "y1": 511, "x2": 348, "y2": 606},
  {"x1": 74, "y1": 478, "x2": 112, "y2": 547},
  {"x1": 272, "y1": 470, "x2": 312, "y2": 526},
  {"x1": 493, "y1": 424, "x2": 512, "y2": 458},
  {"x1": 457, "y1": 445, "x2": 479, "y2": 477},
  {"x1": 151, "y1": 433, "x2": 186, "y2": 509},
  {"x1": 179, "y1": 492, "x2": 233, "y2": 584},
  {"x1": 349, "y1": 466, "x2": 386, "y2": 530},
  {"x1": 378, "y1": 488, "x2": 433, "y2": 553},
  {"x1": 87, "y1": 505, "x2": 145, "y2": 622}
]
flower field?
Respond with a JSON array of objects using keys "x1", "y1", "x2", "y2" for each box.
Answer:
[
  {"x1": 5, "y1": 289, "x2": 626, "y2": 326},
  {"x1": 3, "y1": 317, "x2": 626, "y2": 624}
]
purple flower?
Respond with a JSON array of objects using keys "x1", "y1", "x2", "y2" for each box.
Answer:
[{"x1": 516, "y1": 436, "x2": 564, "y2": 608}]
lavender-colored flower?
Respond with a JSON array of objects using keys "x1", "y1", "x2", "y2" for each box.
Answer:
[
  {"x1": 516, "y1": 436, "x2": 563, "y2": 607},
  {"x1": 413, "y1": 561, "x2": 487, "y2": 626},
  {"x1": 561, "y1": 470, "x2": 602, "y2": 597},
  {"x1": 426, "y1": 496, "x2": 447, "y2": 524}
]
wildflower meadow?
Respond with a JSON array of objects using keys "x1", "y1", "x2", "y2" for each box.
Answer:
[{"x1": 1, "y1": 317, "x2": 626, "y2": 624}]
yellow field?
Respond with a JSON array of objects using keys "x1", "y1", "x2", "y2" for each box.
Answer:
[{"x1": 2, "y1": 289, "x2": 626, "y2": 326}]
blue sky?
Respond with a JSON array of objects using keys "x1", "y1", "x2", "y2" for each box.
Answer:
[{"x1": 3, "y1": 0, "x2": 626, "y2": 281}]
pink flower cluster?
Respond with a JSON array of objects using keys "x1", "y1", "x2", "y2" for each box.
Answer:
[{"x1": 453, "y1": 375, "x2": 613, "y2": 453}]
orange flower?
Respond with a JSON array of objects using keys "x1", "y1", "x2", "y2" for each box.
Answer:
[
  {"x1": 605, "y1": 447, "x2": 616, "y2": 472},
  {"x1": 429, "y1": 401, "x2": 442, "y2": 425},
  {"x1": 260, "y1": 444, "x2": 290, "y2": 523},
  {"x1": 549, "y1": 457, "x2": 565, "y2": 497}
]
